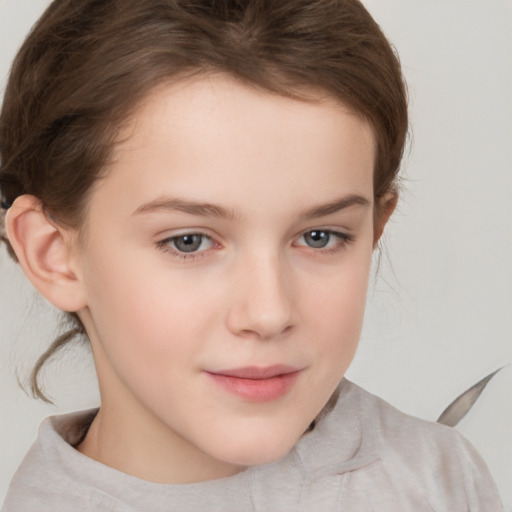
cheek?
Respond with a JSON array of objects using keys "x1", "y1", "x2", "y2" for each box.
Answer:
[
  {"x1": 302, "y1": 245, "x2": 372, "y2": 364},
  {"x1": 309, "y1": 246, "x2": 371, "y2": 322},
  {"x1": 80, "y1": 227, "x2": 230, "y2": 370},
  {"x1": 82, "y1": 246, "x2": 219, "y2": 368}
]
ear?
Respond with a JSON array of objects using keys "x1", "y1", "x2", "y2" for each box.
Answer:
[
  {"x1": 5, "y1": 195, "x2": 87, "y2": 312},
  {"x1": 373, "y1": 192, "x2": 398, "y2": 248}
]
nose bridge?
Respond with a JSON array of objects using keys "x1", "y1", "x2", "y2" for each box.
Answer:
[{"x1": 227, "y1": 246, "x2": 294, "y2": 340}]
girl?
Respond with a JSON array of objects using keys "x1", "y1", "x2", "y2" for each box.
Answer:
[{"x1": 0, "y1": 0, "x2": 505, "y2": 510}]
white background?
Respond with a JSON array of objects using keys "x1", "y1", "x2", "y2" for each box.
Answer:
[{"x1": 0, "y1": 0, "x2": 511, "y2": 508}]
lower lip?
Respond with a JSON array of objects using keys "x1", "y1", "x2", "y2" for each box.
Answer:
[{"x1": 206, "y1": 371, "x2": 301, "y2": 402}]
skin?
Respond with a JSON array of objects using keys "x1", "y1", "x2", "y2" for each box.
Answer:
[{"x1": 8, "y1": 74, "x2": 394, "y2": 484}]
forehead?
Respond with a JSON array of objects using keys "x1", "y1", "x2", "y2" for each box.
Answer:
[
  {"x1": 126, "y1": 75, "x2": 374, "y2": 155},
  {"x1": 95, "y1": 75, "x2": 375, "y2": 219}
]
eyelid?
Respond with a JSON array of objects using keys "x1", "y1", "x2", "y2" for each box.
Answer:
[
  {"x1": 155, "y1": 230, "x2": 222, "y2": 261},
  {"x1": 293, "y1": 228, "x2": 354, "y2": 251},
  {"x1": 153, "y1": 225, "x2": 220, "y2": 239},
  {"x1": 154, "y1": 226, "x2": 354, "y2": 262},
  {"x1": 294, "y1": 225, "x2": 353, "y2": 240}
]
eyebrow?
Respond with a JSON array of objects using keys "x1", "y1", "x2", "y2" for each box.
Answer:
[
  {"x1": 133, "y1": 197, "x2": 238, "y2": 221},
  {"x1": 133, "y1": 193, "x2": 370, "y2": 221},
  {"x1": 299, "y1": 194, "x2": 371, "y2": 219}
]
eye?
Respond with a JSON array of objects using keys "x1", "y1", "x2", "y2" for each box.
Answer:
[
  {"x1": 295, "y1": 229, "x2": 353, "y2": 251},
  {"x1": 301, "y1": 230, "x2": 335, "y2": 248},
  {"x1": 158, "y1": 233, "x2": 214, "y2": 254},
  {"x1": 302, "y1": 230, "x2": 331, "y2": 248}
]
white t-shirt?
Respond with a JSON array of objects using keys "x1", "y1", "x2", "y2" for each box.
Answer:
[{"x1": 2, "y1": 379, "x2": 504, "y2": 511}]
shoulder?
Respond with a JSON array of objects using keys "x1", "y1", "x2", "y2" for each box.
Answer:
[
  {"x1": 358, "y1": 381, "x2": 463, "y2": 451},
  {"x1": 349, "y1": 381, "x2": 504, "y2": 510},
  {"x1": 2, "y1": 410, "x2": 106, "y2": 512},
  {"x1": 356, "y1": 382, "x2": 482, "y2": 462},
  {"x1": 2, "y1": 437, "x2": 88, "y2": 512}
]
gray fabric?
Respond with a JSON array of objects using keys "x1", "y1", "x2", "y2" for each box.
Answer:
[{"x1": 2, "y1": 380, "x2": 504, "y2": 511}]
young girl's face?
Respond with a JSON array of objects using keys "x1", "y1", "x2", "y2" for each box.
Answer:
[{"x1": 72, "y1": 75, "x2": 377, "y2": 482}]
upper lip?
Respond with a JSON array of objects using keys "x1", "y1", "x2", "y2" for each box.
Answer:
[{"x1": 207, "y1": 365, "x2": 301, "y2": 379}]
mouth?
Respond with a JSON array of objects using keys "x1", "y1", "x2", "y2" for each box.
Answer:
[{"x1": 205, "y1": 365, "x2": 303, "y2": 402}]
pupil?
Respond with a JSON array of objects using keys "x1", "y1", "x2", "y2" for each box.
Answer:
[
  {"x1": 175, "y1": 235, "x2": 202, "y2": 252},
  {"x1": 306, "y1": 230, "x2": 329, "y2": 248}
]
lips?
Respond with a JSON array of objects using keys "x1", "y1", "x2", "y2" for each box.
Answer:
[
  {"x1": 205, "y1": 365, "x2": 302, "y2": 402},
  {"x1": 210, "y1": 365, "x2": 300, "y2": 379}
]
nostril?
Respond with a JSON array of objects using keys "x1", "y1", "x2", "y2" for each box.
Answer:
[
  {"x1": 225, "y1": 260, "x2": 295, "y2": 340},
  {"x1": 238, "y1": 323, "x2": 293, "y2": 341}
]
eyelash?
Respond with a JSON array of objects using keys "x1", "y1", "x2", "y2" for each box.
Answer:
[
  {"x1": 155, "y1": 229, "x2": 354, "y2": 262},
  {"x1": 295, "y1": 230, "x2": 354, "y2": 254},
  {"x1": 155, "y1": 233, "x2": 215, "y2": 261}
]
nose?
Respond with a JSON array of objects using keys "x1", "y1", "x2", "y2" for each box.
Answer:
[{"x1": 226, "y1": 252, "x2": 295, "y2": 340}]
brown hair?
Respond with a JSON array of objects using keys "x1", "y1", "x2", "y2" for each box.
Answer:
[{"x1": 0, "y1": 0, "x2": 408, "y2": 401}]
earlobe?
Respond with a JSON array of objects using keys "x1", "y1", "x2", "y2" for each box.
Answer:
[
  {"x1": 5, "y1": 195, "x2": 86, "y2": 312},
  {"x1": 373, "y1": 192, "x2": 398, "y2": 248}
]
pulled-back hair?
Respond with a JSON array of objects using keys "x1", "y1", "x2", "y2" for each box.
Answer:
[{"x1": 0, "y1": 0, "x2": 408, "y2": 400}]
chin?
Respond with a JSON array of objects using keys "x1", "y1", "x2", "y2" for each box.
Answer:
[{"x1": 210, "y1": 422, "x2": 306, "y2": 468}]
